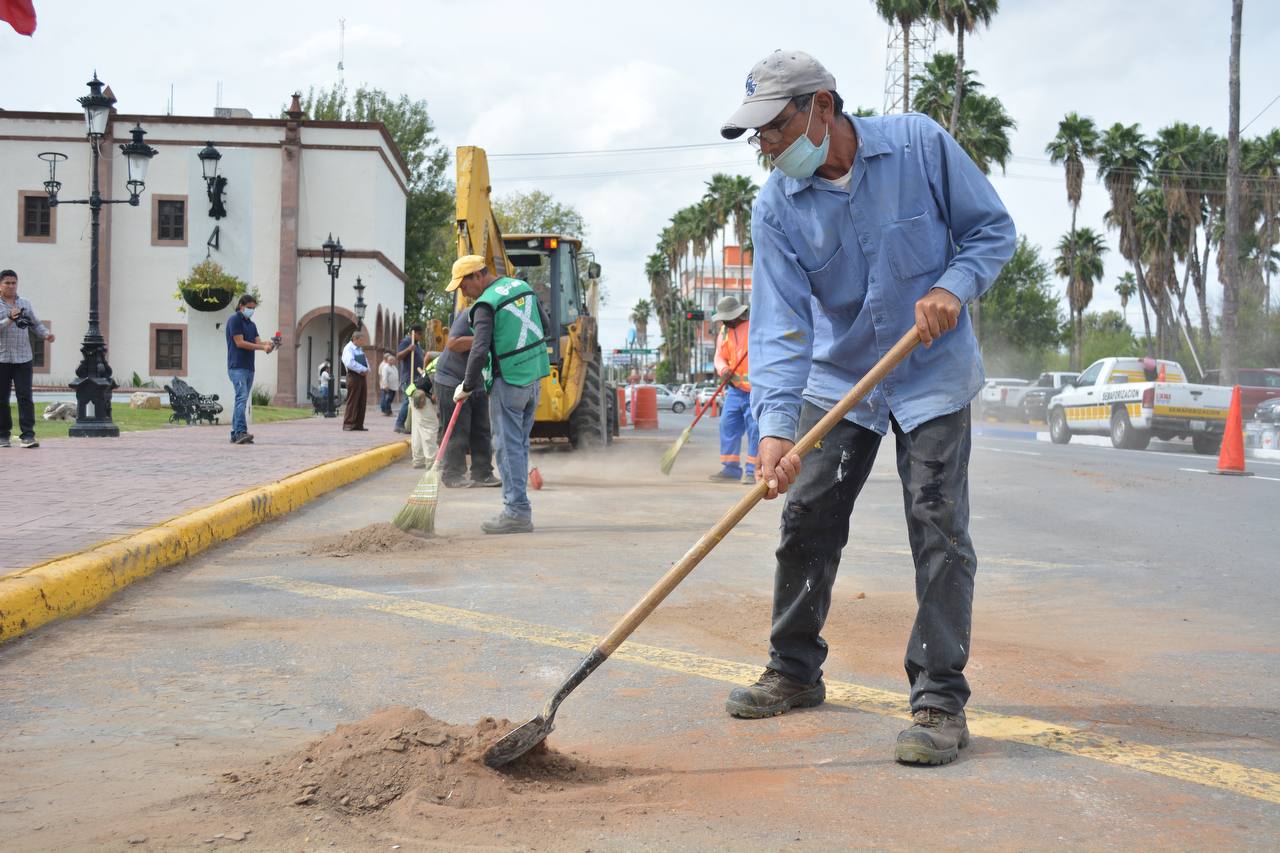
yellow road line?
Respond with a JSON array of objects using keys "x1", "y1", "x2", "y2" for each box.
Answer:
[{"x1": 247, "y1": 576, "x2": 1280, "y2": 806}]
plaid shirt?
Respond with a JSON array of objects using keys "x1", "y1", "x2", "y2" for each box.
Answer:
[{"x1": 0, "y1": 296, "x2": 50, "y2": 364}]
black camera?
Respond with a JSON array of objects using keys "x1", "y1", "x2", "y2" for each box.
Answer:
[{"x1": 12, "y1": 309, "x2": 32, "y2": 330}]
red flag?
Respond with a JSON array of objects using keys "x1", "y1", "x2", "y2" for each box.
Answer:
[{"x1": 0, "y1": 0, "x2": 36, "y2": 36}]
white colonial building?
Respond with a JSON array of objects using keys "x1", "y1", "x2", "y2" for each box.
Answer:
[{"x1": 0, "y1": 93, "x2": 408, "y2": 407}]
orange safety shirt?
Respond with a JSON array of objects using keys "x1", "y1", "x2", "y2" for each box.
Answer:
[{"x1": 714, "y1": 320, "x2": 750, "y2": 393}]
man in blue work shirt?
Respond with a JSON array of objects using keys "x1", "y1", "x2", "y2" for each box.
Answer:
[
  {"x1": 225, "y1": 293, "x2": 274, "y2": 445},
  {"x1": 719, "y1": 50, "x2": 1015, "y2": 766}
]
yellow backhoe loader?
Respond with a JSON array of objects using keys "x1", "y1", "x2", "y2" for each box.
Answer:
[{"x1": 448, "y1": 145, "x2": 617, "y2": 448}]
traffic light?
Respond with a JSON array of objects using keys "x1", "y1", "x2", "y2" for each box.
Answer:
[{"x1": 685, "y1": 309, "x2": 706, "y2": 321}]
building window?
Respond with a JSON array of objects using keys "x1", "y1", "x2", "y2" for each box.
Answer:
[
  {"x1": 152, "y1": 195, "x2": 188, "y2": 245},
  {"x1": 17, "y1": 191, "x2": 56, "y2": 244},
  {"x1": 149, "y1": 323, "x2": 187, "y2": 375}
]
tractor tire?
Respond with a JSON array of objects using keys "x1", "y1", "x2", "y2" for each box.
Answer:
[
  {"x1": 1048, "y1": 408, "x2": 1072, "y2": 444},
  {"x1": 569, "y1": 356, "x2": 608, "y2": 450},
  {"x1": 605, "y1": 383, "x2": 619, "y2": 441}
]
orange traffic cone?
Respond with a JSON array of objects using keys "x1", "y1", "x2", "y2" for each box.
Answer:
[
  {"x1": 1211, "y1": 385, "x2": 1252, "y2": 477},
  {"x1": 529, "y1": 467, "x2": 544, "y2": 490}
]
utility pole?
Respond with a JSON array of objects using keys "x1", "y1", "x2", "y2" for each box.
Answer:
[{"x1": 1222, "y1": 0, "x2": 1244, "y2": 385}]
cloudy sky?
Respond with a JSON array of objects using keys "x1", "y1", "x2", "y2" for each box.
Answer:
[{"x1": 3, "y1": 0, "x2": 1278, "y2": 354}]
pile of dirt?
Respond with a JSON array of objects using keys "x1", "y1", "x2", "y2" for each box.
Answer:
[
  {"x1": 219, "y1": 707, "x2": 625, "y2": 815},
  {"x1": 307, "y1": 523, "x2": 429, "y2": 556}
]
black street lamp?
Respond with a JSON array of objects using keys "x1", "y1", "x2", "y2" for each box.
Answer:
[
  {"x1": 197, "y1": 141, "x2": 227, "y2": 220},
  {"x1": 39, "y1": 73, "x2": 157, "y2": 437},
  {"x1": 416, "y1": 284, "x2": 428, "y2": 320},
  {"x1": 322, "y1": 233, "x2": 344, "y2": 418},
  {"x1": 353, "y1": 276, "x2": 367, "y2": 327}
]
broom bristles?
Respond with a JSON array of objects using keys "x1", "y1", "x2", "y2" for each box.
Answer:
[
  {"x1": 393, "y1": 465, "x2": 440, "y2": 536},
  {"x1": 659, "y1": 427, "x2": 693, "y2": 476}
]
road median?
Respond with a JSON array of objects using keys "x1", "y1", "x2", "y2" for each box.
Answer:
[{"x1": 0, "y1": 440, "x2": 408, "y2": 643}]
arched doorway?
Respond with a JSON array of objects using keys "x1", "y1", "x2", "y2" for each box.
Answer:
[{"x1": 296, "y1": 306, "x2": 358, "y2": 406}]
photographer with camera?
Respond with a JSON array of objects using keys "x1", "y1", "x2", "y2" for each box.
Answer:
[{"x1": 0, "y1": 269, "x2": 54, "y2": 449}]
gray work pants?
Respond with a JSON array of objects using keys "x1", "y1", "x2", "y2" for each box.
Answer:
[{"x1": 767, "y1": 402, "x2": 976, "y2": 715}]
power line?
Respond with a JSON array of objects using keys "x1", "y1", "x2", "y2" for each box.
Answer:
[{"x1": 1242, "y1": 91, "x2": 1280, "y2": 132}]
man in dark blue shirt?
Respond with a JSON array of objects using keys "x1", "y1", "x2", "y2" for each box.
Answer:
[
  {"x1": 225, "y1": 294, "x2": 274, "y2": 444},
  {"x1": 393, "y1": 324, "x2": 425, "y2": 433}
]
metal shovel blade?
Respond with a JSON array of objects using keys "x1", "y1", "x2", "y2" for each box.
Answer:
[{"x1": 483, "y1": 713, "x2": 554, "y2": 769}]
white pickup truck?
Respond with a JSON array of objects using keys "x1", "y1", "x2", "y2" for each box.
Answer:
[{"x1": 1047, "y1": 357, "x2": 1231, "y2": 453}]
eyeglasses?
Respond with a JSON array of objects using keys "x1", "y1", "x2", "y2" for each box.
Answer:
[{"x1": 747, "y1": 106, "x2": 807, "y2": 150}]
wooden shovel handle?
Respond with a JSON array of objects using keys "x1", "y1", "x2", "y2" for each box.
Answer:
[
  {"x1": 687, "y1": 350, "x2": 748, "y2": 431},
  {"x1": 598, "y1": 327, "x2": 921, "y2": 656}
]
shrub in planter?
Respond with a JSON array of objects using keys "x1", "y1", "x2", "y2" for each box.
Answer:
[{"x1": 175, "y1": 260, "x2": 251, "y2": 313}]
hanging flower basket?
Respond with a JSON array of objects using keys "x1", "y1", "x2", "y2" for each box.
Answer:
[{"x1": 174, "y1": 259, "x2": 250, "y2": 314}]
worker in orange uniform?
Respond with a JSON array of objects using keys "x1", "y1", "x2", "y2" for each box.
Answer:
[{"x1": 709, "y1": 295, "x2": 759, "y2": 483}]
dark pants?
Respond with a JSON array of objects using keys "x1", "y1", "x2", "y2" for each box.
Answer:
[
  {"x1": 380, "y1": 388, "x2": 396, "y2": 415},
  {"x1": 0, "y1": 360, "x2": 35, "y2": 440},
  {"x1": 435, "y1": 380, "x2": 493, "y2": 481},
  {"x1": 768, "y1": 402, "x2": 976, "y2": 716},
  {"x1": 343, "y1": 371, "x2": 367, "y2": 429},
  {"x1": 395, "y1": 382, "x2": 411, "y2": 429}
]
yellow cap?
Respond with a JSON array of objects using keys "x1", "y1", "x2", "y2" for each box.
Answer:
[{"x1": 447, "y1": 255, "x2": 487, "y2": 292}]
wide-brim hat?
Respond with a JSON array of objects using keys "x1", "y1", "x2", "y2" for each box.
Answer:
[
  {"x1": 712, "y1": 295, "x2": 748, "y2": 322},
  {"x1": 447, "y1": 255, "x2": 487, "y2": 292},
  {"x1": 721, "y1": 49, "x2": 837, "y2": 140}
]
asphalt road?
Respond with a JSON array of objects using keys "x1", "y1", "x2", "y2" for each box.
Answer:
[{"x1": 2, "y1": 411, "x2": 1276, "y2": 850}]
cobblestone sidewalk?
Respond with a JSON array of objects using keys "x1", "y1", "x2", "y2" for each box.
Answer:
[{"x1": 4, "y1": 416, "x2": 407, "y2": 572}]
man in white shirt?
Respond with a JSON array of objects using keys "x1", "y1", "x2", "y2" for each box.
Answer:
[
  {"x1": 378, "y1": 353, "x2": 399, "y2": 416},
  {"x1": 341, "y1": 329, "x2": 370, "y2": 431}
]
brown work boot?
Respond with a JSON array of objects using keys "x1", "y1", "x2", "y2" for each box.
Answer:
[
  {"x1": 725, "y1": 668, "x2": 825, "y2": 718},
  {"x1": 894, "y1": 707, "x2": 970, "y2": 765}
]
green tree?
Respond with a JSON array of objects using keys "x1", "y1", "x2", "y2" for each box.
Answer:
[
  {"x1": 913, "y1": 54, "x2": 1015, "y2": 173},
  {"x1": 493, "y1": 189, "x2": 587, "y2": 237},
  {"x1": 1055, "y1": 226, "x2": 1108, "y2": 370},
  {"x1": 630, "y1": 299, "x2": 652, "y2": 349},
  {"x1": 875, "y1": 0, "x2": 933, "y2": 112},
  {"x1": 1097, "y1": 122, "x2": 1157, "y2": 354},
  {"x1": 291, "y1": 84, "x2": 453, "y2": 323},
  {"x1": 1080, "y1": 310, "x2": 1142, "y2": 366},
  {"x1": 719, "y1": 174, "x2": 759, "y2": 297},
  {"x1": 1115, "y1": 272, "x2": 1137, "y2": 312},
  {"x1": 930, "y1": 0, "x2": 1000, "y2": 134},
  {"x1": 978, "y1": 236, "x2": 1062, "y2": 376}
]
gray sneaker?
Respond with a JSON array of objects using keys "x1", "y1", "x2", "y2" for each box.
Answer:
[
  {"x1": 894, "y1": 708, "x2": 970, "y2": 766},
  {"x1": 0, "y1": 437, "x2": 9, "y2": 448},
  {"x1": 481, "y1": 514, "x2": 533, "y2": 535},
  {"x1": 725, "y1": 668, "x2": 825, "y2": 718},
  {"x1": 20, "y1": 437, "x2": 38, "y2": 449}
]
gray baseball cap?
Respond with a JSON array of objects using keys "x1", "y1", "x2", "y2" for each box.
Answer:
[{"x1": 721, "y1": 50, "x2": 837, "y2": 140}]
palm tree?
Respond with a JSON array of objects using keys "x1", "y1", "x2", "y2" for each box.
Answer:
[
  {"x1": 1115, "y1": 272, "x2": 1137, "y2": 311},
  {"x1": 719, "y1": 174, "x2": 759, "y2": 298},
  {"x1": 1221, "y1": 0, "x2": 1243, "y2": 383},
  {"x1": 913, "y1": 54, "x2": 1014, "y2": 173},
  {"x1": 930, "y1": 0, "x2": 999, "y2": 134},
  {"x1": 1097, "y1": 122, "x2": 1158, "y2": 355},
  {"x1": 1055, "y1": 227, "x2": 1108, "y2": 370},
  {"x1": 1046, "y1": 113, "x2": 1101, "y2": 248},
  {"x1": 630, "y1": 299, "x2": 651, "y2": 350},
  {"x1": 1244, "y1": 128, "x2": 1280, "y2": 310},
  {"x1": 875, "y1": 0, "x2": 933, "y2": 112},
  {"x1": 1152, "y1": 122, "x2": 1210, "y2": 350}
]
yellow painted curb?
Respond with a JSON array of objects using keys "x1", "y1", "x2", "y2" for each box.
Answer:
[{"x1": 0, "y1": 440, "x2": 409, "y2": 643}]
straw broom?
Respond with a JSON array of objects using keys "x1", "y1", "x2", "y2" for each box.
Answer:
[
  {"x1": 392, "y1": 394, "x2": 466, "y2": 537},
  {"x1": 659, "y1": 351, "x2": 747, "y2": 475}
]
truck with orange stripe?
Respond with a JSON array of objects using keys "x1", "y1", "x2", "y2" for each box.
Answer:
[{"x1": 1047, "y1": 357, "x2": 1230, "y2": 454}]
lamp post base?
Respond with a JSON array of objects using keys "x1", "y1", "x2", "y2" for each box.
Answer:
[{"x1": 68, "y1": 374, "x2": 120, "y2": 437}]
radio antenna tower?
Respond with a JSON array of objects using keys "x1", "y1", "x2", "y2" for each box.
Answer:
[
  {"x1": 882, "y1": 19, "x2": 939, "y2": 114},
  {"x1": 338, "y1": 18, "x2": 346, "y2": 87}
]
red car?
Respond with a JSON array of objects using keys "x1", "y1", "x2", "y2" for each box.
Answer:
[{"x1": 1202, "y1": 368, "x2": 1280, "y2": 419}]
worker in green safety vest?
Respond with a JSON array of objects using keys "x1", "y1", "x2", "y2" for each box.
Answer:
[{"x1": 449, "y1": 254, "x2": 551, "y2": 535}]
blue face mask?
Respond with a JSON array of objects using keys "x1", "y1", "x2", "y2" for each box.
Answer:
[
  {"x1": 771, "y1": 104, "x2": 830, "y2": 179},
  {"x1": 242, "y1": 307, "x2": 255, "y2": 319}
]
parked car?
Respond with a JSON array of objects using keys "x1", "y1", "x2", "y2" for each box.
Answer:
[
  {"x1": 1202, "y1": 368, "x2": 1280, "y2": 420},
  {"x1": 695, "y1": 381, "x2": 720, "y2": 407},
  {"x1": 1048, "y1": 357, "x2": 1230, "y2": 453},
  {"x1": 977, "y1": 378, "x2": 1029, "y2": 420},
  {"x1": 1019, "y1": 372, "x2": 1080, "y2": 422},
  {"x1": 1254, "y1": 396, "x2": 1280, "y2": 425},
  {"x1": 625, "y1": 383, "x2": 693, "y2": 414}
]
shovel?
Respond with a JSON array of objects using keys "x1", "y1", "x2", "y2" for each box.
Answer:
[{"x1": 484, "y1": 327, "x2": 921, "y2": 768}]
